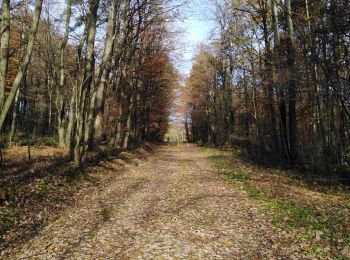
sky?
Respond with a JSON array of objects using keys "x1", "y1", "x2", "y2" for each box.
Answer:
[
  {"x1": 174, "y1": 0, "x2": 217, "y2": 76},
  {"x1": 169, "y1": 0, "x2": 217, "y2": 123},
  {"x1": 43, "y1": 0, "x2": 215, "y2": 77}
]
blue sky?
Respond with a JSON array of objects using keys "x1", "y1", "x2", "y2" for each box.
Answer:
[
  {"x1": 47, "y1": 0, "x2": 215, "y2": 77},
  {"x1": 175, "y1": 0, "x2": 216, "y2": 76},
  {"x1": 169, "y1": 0, "x2": 217, "y2": 123}
]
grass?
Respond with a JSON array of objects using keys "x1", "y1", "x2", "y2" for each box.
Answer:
[
  {"x1": 36, "y1": 175, "x2": 56, "y2": 197},
  {"x1": 225, "y1": 171, "x2": 250, "y2": 182},
  {"x1": 14, "y1": 134, "x2": 59, "y2": 147},
  {"x1": 203, "y1": 147, "x2": 350, "y2": 259},
  {"x1": 101, "y1": 206, "x2": 114, "y2": 222}
]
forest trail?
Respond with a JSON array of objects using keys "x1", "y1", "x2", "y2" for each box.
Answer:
[{"x1": 5, "y1": 145, "x2": 294, "y2": 259}]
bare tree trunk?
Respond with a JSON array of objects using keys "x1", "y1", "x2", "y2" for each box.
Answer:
[
  {"x1": 251, "y1": 60, "x2": 261, "y2": 159},
  {"x1": 0, "y1": 0, "x2": 44, "y2": 131},
  {"x1": 114, "y1": 94, "x2": 123, "y2": 147},
  {"x1": 260, "y1": 0, "x2": 279, "y2": 152},
  {"x1": 271, "y1": 0, "x2": 290, "y2": 161},
  {"x1": 66, "y1": 83, "x2": 76, "y2": 155},
  {"x1": 243, "y1": 70, "x2": 249, "y2": 139},
  {"x1": 0, "y1": 0, "x2": 10, "y2": 112},
  {"x1": 84, "y1": 87, "x2": 96, "y2": 150},
  {"x1": 305, "y1": 0, "x2": 327, "y2": 165},
  {"x1": 48, "y1": 76, "x2": 52, "y2": 130},
  {"x1": 74, "y1": 0, "x2": 99, "y2": 167},
  {"x1": 185, "y1": 113, "x2": 190, "y2": 142},
  {"x1": 8, "y1": 89, "x2": 20, "y2": 146},
  {"x1": 223, "y1": 57, "x2": 234, "y2": 143},
  {"x1": 286, "y1": 0, "x2": 298, "y2": 164},
  {"x1": 57, "y1": 0, "x2": 72, "y2": 148},
  {"x1": 91, "y1": 0, "x2": 118, "y2": 149},
  {"x1": 122, "y1": 93, "x2": 134, "y2": 149}
]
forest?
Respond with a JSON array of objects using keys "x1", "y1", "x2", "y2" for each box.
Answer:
[
  {"x1": 0, "y1": 0, "x2": 178, "y2": 167},
  {"x1": 0, "y1": 0, "x2": 350, "y2": 258},
  {"x1": 183, "y1": 0, "x2": 350, "y2": 174}
]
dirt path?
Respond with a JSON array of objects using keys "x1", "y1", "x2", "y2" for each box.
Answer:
[{"x1": 3, "y1": 144, "x2": 290, "y2": 259}]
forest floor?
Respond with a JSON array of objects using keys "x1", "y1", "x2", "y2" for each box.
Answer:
[{"x1": 1, "y1": 144, "x2": 350, "y2": 259}]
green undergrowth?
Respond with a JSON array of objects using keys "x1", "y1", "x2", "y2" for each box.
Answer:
[
  {"x1": 203, "y1": 147, "x2": 350, "y2": 259},
  {"x1": 18, "y1": 135, "x2": 59, "y2": 147},
  {"x1": 101, "y1": 206, "x2": 115, "y2": 222}
]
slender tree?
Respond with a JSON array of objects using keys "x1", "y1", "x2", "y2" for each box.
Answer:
[{"x1": 0, "y1": 0, "x2": 44, "y2": 131}]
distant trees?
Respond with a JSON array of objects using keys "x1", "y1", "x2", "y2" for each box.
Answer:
[
  {"x1": 0, "y1": 0, "x2": 179, "y2": 167},
  {"x1": 183, "y1": 50, "x2": 218, "y2": 144},
  {"x1": 183, "y1": 0, "x2": 350, "y2": 170}
]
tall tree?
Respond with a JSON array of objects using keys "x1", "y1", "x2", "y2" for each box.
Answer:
[
  {"x1": 285, "y1": 0, "x2": 298, "y2": 163},
  {"x1": 74, "y1": 0, "x2": 100, "y2": 167},
  {"x1": 91, "y1": 0, "x2": 119, "y2": 149},
  {"x1": 0, "y1": 0, "x2": 44, "y2": 131},
  {"x1": 57, "y1": 0, "x2": 73, "y2": 148}
]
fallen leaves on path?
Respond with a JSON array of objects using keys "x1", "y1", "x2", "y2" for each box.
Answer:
[
  {"x1": 2, "y1": 144, "x2": 349, "y2": 259},
  {"x1": 0, "y1": 143, "x2": 157, "y2": 254},
  {"x1": 0, "y1": 145, "x2": 307, "y2": 259},
  {"x1": 204, "y1": 146, "x2": 350, "y2": 259}
]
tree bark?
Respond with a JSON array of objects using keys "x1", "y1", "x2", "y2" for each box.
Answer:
[
  {"x1": 8, "y1": 89, "x2": 19, "y2": 146},
  {"x1": 66, "y1": 83, "x2": 76, "y2": 156},
  {"x1": 0, "y1": 0, "x2": 44, "y2": 131},
  {"x1": 0, "y1": 0, "x2": 10, "y2": 112},
  {"x1": 305, "y1": 0, "x2": 327, "y2": 165},
  {"x1": 286, "y1": 0, "x2": 298, "y2": 164},
  {"x1": 260, "y1": 0, "x2": 279, "y2": 152},
  {"x1": 74, "y1": 0, "x2": 100, "y2": 167},
  {"x1": 91, "y1": 0, "x2": 118, "y2": 149},
  {"x1": 57, "y1": 0, "x2": 72, "y2": 148},
  {"x1": 271, "y1": 0, "x2": 290, "y2": 161},
  {"x1": 122, "y1": 99, "x2": 132, "y2": 149}
]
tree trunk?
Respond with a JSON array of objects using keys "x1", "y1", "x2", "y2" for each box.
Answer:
[
  {"x1": 0, "y1": 0, "x2": 44, "y2": 132},
  {"x1": 271, "y1": 0, "x2": 290, "y2": 161},
  {"x1": 114, "y1": 93, "x2": 123, "y2": 147},
  {"x1": 286, "y1": 0, "x2": 298, "y2": 164},
  {"x1": 8, "y1": 89, "x2": 20, "y2": 146},
  {"x1": 185, "y1": 114, "x2": 190, "y2": 142},
  {"x1": 261, "y1": 0, "x2": 279, "y2": 152},
  {"x1": 57, "y1": 0, "x2": 72, "y2": 148},
  {"x1": 251, "y1": 60, "x2": 261, "y2": 159},
  {"x1": 66, "y1": 83, "x2": 76, "y2": 156},
  {"x1": 122, "y1": 93, "x2": 134, "y2": 149},
  {"x1": 91, "y1": 0, "x2": 118, "y2": 149},
  {"x1": 74, "y1": 0, "x2": 99, "y2": 167},
  {"x1": 305, "y1": 0, "x2": 327, "y2": 166},
  {"x1": 0, "y1": 0, "x2": 10, "y2": 112},
  {"x1": 223, "y1": 57, "x2": 234, "y2": 143}
]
